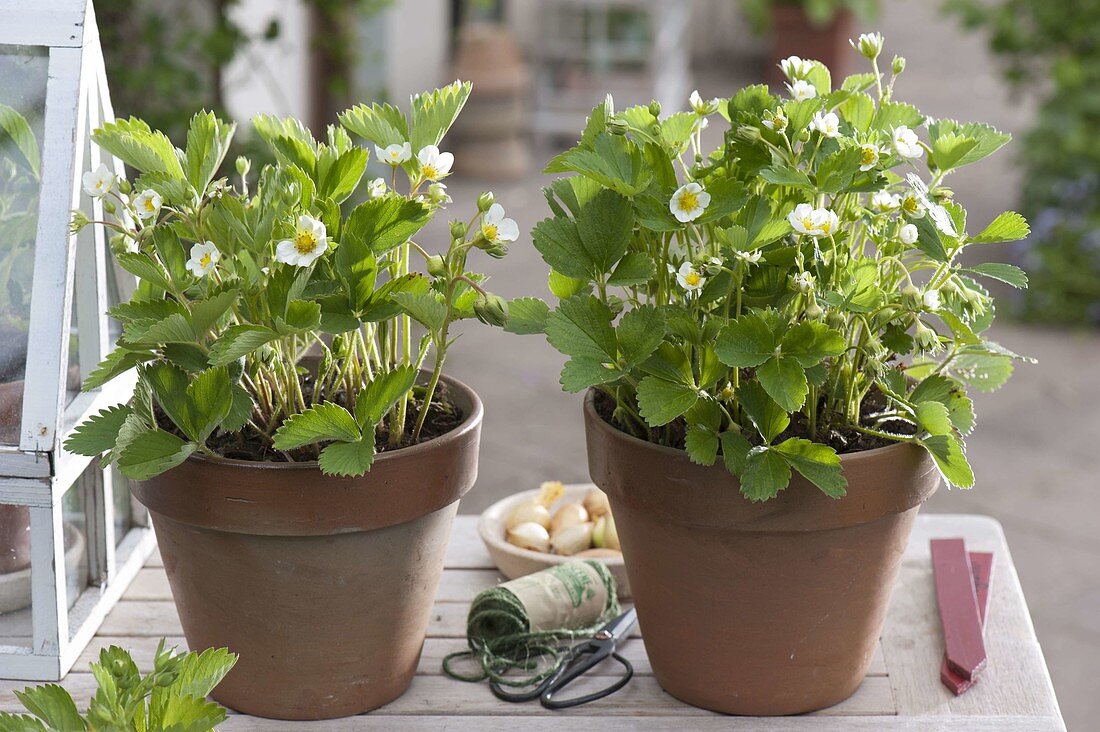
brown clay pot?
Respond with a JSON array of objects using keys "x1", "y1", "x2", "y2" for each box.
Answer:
[
  {"x1": 0, "y1": 379, "x2": 31, "y2": 574},
  {"x1": 767, "y1": 4, "x2": 854, "y2": 88},
  {"x1": 584, "y1": 392, "x2": 939, "y2": 715},
  {"x1": 132, "y1": 375, "x2": 482, "y2": 720}
]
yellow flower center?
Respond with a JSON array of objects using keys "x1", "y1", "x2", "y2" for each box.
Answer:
[
  {"x1": 199, "y1": 253, "x2": 212, "y2": 268},
  {"x1": 483, "y1": 224, "x2": 499, "y2": 242},
  {"x1": 861, "y1": 147, "x2": 877, "y2": 166},
  {"x1": 821, "y1": 219, "x2": 833, "y2": 234},
  {"x1": 677, "y1": 191, "x2": 699, "y2": 212},
  {"x1": 684, "y1": 271, "x2": 701, "y2": 287},
  {"x1": 422, "y1": 165, "x2": 438, "y2": 180},
  {"x1": 902, "y1": 197, "x2": 920, "y2": 215},
  {"x1": 801, "y1": 215, "x2": 815, "y2": 229},
  {"x1": 143, "y1": 198, "x2": 156, "y2": 212},
  {"x1": 295, "y1": 231, "x2": 317, "y2": 254}
]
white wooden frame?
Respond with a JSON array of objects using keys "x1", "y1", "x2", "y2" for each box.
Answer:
[{"x1": 0, "y1": 0, "x2": 153, "y2": 681}]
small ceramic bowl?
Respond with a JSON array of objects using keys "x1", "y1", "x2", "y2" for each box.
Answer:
[{"x1": 477, "y1": 483, "x2": 631, "y2": 599}]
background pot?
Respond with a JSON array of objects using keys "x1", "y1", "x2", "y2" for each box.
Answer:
[
  {"x1": 767, "y1": 4, "x2": 854, "y2": 87},
  {"x1": 133, "y1": 375, "x2": 482, "y2": 720},
  {"x1": 584, "y1": 392, "x2": 939, "y2": 715}
]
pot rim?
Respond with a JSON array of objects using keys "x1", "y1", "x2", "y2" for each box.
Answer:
[
  {"x1": 583, "y1": 389, "x2": 910, "y2": 465},
  {"x1": 184, "y1": 371, "x2": 483, "y2": 472}
]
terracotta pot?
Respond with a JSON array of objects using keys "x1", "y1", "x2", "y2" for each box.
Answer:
[
  {"x1": 767, "y1": 4, "x2": 854, "y2": 88},
  {"x1": 0, "y1": 379, "x2": 31, "y2": 574},
  {"x1": 584, "y1": 392, "x2": 939, "y2": 715},
  {"x1": 132, "y1": 375, "x2": 482, "y2": 720}
]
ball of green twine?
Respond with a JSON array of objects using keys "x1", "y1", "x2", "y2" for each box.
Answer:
[{"x1": 442, "y1": 560, "x2": 620, "y2": 687}]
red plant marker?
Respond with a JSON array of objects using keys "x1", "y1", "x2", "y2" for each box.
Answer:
[
  {"x1": 941, "y1": 552, "x2": 994, "y2": 694},
  {"x1": 931, "y1": 538, "x2": 986, "y2": 680}
]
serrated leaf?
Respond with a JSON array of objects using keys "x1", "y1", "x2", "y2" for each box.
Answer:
[
  {"x1": 117, "y1": 430, "x2": 197, "y2": 480},
  {"x1": 0, "y1": 103, "x2": 40, "y2": 176},
  {"x1": 559, "y1": 358, "x2": 623, "y2": 392},
  {"x1": 772, "y1": 438, "x2": 847, "y2": 498},
  {"x1": 316, "y1": 147, "x2": 368, "y2": 203},
  {"x1": 409, "y1": 80, "x2": 472, "y2": 150},
  {"x1": 719, "y1": 430, "x2": 752, "y2": 474},
  {"x1": 318, "y1": 439, "x2": 376, "y2": 476},
  {"x1": 272, "y1": 402, "x2": 361, "y2": 450},
  {"x1": 930, "y1": 132, "x2": 978, "y2": 172},
  {"x1": 607, "y1": 252, "x2": 655, "y2": 286},
  {"x1": 504, "y1": 297, "x2": 550, "y2": 335},
  {"x1": 544, "y1": 132, "x2": 651, "y2": 196},
  {"x1": 64, "y1": 405, "x2": 131, "y2": 457},
  {"x1": 12, "y1": 684, "x2": 82, "y2": 731},
  {"x1": 973, "y1": 211, "x2": 1029, "y2": 243},
  {"x1": 741, "y1": 447, "x2": 790, "y2": 502},
  {"x1": 184, "y1": 111, "x2": 235, "y2": 192},
  {"x1": 344, "y1": 196, "x2": 431, "y2": 256},
  {"x1": 838, "y1": 92, "x2": 874, "y2": 132},
  {"x1": 189, "y1": 289, "x2": 238, "y2": 335},
  {"x1": 872, "y1": 101, "x2": 924, "y2": 132},
  {"x1": 116, "y1": 253, "x2": 172, "y2": 291},
  {"x1": 638, "y1": 342, "x2": 694, "y2": 385},
  {"x1": 685, "y1": 425, "x2": 718, "y2": 466},
  {"x1": 392, "y1": 291, "x2": 447, "y2": 331},
  {"x1": 208, "y1": 325, "x2": 278, "y2": 365},
  {"x1": 963, "y1": 262, "x2": 1028, "y2": 289},
  {"x1": 921, "y1": 434, "x2": 974, "y2": 488},
  {"x1": 736, "y1": 381, "x2": 789, "y2": 443},
  {"x1": 338, "y1": 101, "x2": 407, "y2": 148},
  {"x1": 576, "y1": 190, "x2": 634, "y2": 275},
  {"x1": 715, "y1": 312, "x2": 776, "y2": 368},
  {"x1": 548, "y1": 270, "x2": 588, "y2": 299},
  {"x1": 532, "y1": 215, "x2": 592, "y2": 280},
  {"x1": 635, "y1": 376, "x2": 698, "y2": 427},
  {"x1": 275, "y1": 299, "x2": 322, "y2": 334},
  {"x1": 616, "y1": 306, "x2": 664, "y2": 367},
  {"x1": 545, "y1": 296, "x2": 617, "y2": 362},
  {"x1": 781, "y1": 321, "x2": 846, "y2": 367},
  {"x1": 757, "y1": 356, "x2": 808, "y2": 412},
  {"x1": 914, "y1": 400, "x2": 953, "y2": 436},
  {"x1": 92, "y1": 117, "x2": 184, "y2": 178},
  {"x1": 951, "y1": 353, "x2": 1014, "y2": 392},
  {"x1": 910, "y1": 374, "x2": 975, "y2": 434},
  {"x1": 355, "y1": 366, "x2": 418, "y2": 427},
  {"x1": 221, "y1": 385, "x2": 254, "y2": 432}
]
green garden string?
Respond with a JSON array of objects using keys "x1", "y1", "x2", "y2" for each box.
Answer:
[{"x1": 442, "y1": 560, "x2": 620, "y2": 687}]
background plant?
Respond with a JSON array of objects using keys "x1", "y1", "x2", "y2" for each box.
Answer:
[
  {"x1": 506, "y1": 36, "x2": 1031, "y2": 501},
  {"x1": 944, "y1": 0, "x2": 1100, "y2": 325},
  {"x1": 739, "y1": 0, "x2": 879, "y2": 32},
  {"x1": 65, "y1": 81, "x2": 513, "y2": 479},
  {"x1": 0, "y1": 640, "x2": 236, "y2": 731},
  {"x1": 0, "y1": 105, "x2": 40, "y2": 382}
]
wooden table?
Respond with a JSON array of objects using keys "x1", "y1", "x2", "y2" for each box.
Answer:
[{"x1": 0, "y1": 511, "x2": 1065, "y2": 730}]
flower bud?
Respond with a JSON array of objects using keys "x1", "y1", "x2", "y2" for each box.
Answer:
[
  {"x1": 476, "y1": 191, "x2": 495, "y2": 212},
  {"x1": 851, "y1": 32, "x2": 884, "y2": 60},
  {"x1": 428, "y1": 182, "x2": 451, "y2": 205},
  {"x1": 426, "y1": 254, "x2": 447, "y2": 278},
  {"x1": 473, "y1": 292, "x2": 508, "y2": 327},
  {"x1": 892, "y1": 55, "x2": 906, "y2": 75},
  {"x1": 648, "y1": 100, "x2": 662, "y2": 118},
  {"x1": 104, "y1": 200, "x2": 116, "y2": 215},
  {"x1": 805, "y1": 302, "x2": 824, "y2": 319},
  {"x1": 606, "y1": 117, "x2": 630, "y2": 136},
  {"x1": 117, "y1": 178, "x2": 132, "y2": 194},
  {"x1": 235, "y1": 155, "x2": 251, "y2": 178},
  {"x1": 914, "y1": 321, "x2": 940, "y2": 353},
  {"x1": 826, "y1": 313, "x2": 846, "y2": 331},
  {"x1": 703, "y1": 256, "x2": 723, "y2": 276},
  {"x1": 449, "y1": 220, "x2": 467, "y2": 240},
  {"x1": 901, "y1": 283, "x2": 921, "y2": 310}
]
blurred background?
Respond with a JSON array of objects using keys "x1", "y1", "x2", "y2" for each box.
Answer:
[{"x1": 67, "y1": 0, "x2": 1100, "y2": 725}]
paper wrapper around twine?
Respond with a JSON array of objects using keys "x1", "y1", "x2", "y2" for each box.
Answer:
[{"x1": 442, "y1": 560, "x2": 620, "y2": 687}]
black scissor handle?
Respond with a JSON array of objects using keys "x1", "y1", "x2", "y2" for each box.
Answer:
[{"x1": 540, "y1": 649, "x2": 634, "y2": 710}]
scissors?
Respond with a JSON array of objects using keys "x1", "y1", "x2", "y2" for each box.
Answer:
[{"x1": 490, "y1": 607, "x2": 638, "y2": 709}]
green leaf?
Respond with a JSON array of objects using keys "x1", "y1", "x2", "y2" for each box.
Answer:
[
  {"x1": 914, "y1": 400, "x2": 953, "y2": 436},
  {"x1": 912, "y1": 215, "x2": 949, "y2": 262},
  {"x1": 772, "y1": 438, "x2": 847, "y2": 498},
  {"x1": 737, "y1": 381, "x2": 789, "y2": 443},
  {"x1": 559, "y1": 358, "x2": 623, "y2": 392},
  {"x1": 184, "y1": 111, "x2": 235, "y2": 192},
  {"x1": 116, "y1": 253, "x2": 172, "y2": 291},
  {"x1": 741, "y1": 447, "x2": 791, "y2": 502},
  {"x1": 316, "y1": 147, "x2": 368, "y2": 203},
  {"x1": 607, "y1": 252, "x2": 655, "y2": 287},
  {"x1": 221, "y1": 385, "x2": 254, "y2": 432},
  {"x1": 576, "y1": 190, "x2": 634, "y2": 275},
  {"x1": 338, "y1": 102, "x2": 407, "y2": 148},
  {"x1": 64, "y1": 405, "x2": 131, "y2": 457},
  {"x1": 532, "y1": 215, "x2": 592, "y2": 280},
  {"x1": 273, "y1": 402, "x2": 361, "y2": 450},
  {"x1": 544, "y1": 132, "x2": 651, "y2": 196},
  {"x1": 318, "y1": 439, "x2": 376, "y2": 476},
  {"x1": 639, "y1": 342, "x2": 695, "y2": 385},
  {"x1": 930, "y1": 132, "x2": 978, "y2": 173},
  {"x1": 0, "y1": 103, "x2": 40, "y2": 176},
  {"x1": 911, "y1": 374, "x2": 975, "y2": 434},
  {"x1": 504, "y1": 297, "x2": 550, "y2": 335},
  {"x1": 719, "y1": 430, "x2": 752, "y2": 474},
  {"x1": 0, "y1": 712, "x2": 49, "y2": 731},
  {"x1": 83, "y1": 348, "x2": 155, "y2": 390},
  {"x1": 838, "y1": 92, "x2": 874, "y2": 132},
  {"x1": 715, "y1": 312, "x2": 776, "y2": 368},
  {"x1": 545, "y1": 296, "x2": 617, "y2": 362},
  {"x1": 92, "y1": 117, "x2": 185, "y2": 178},
  {"x1": 921, "y1": 434, "x2": 975, "y2": 488},
  {"x1": 963, "y1": 262, "x2": 1028, "y2": 289},
  {"x1": 12, "y1": 684, "x2": 82, "y2": 731},
  {"x1": 871, "y1": 101, "x2": 924, "y2": 132},
  {"x1": 355, "y1": 366, "x2": 418, "y2": 427},
  {"x1": 635, "y1": 376, "x2": 699, "y2": 427},
  {"x1": 409, "y1": 80, "x2": 472, "y2": 150},
  {"x1": 757, "y1": 356, "x2": 808, "y2": 412},
  {"x1": 208, "y1": 325, "x2": 278, "y2": 366},
  {"x1": 760, "y1": 162, "x2": 813, "y2": 189},
  {"x1": 973, "y1": 211, "x2": 1029, "y2": 243},
  {"x1": 189, "y1": 290, "x2": 238, "y2": 336},
  {"x1": 815, "y1": 147, "x2": 863, "y2": 193},
  {"x1": 391, "y1": 291, "x2": 446, "y2": 331},
  {"x1": 548, "y1": 270, "x2": 588, "y2": 299},
  {"x1": 781, "y1": 321, "x2": 846, "y2": 367},
  {"x1": 117, "y1": 430, "x2": 198, "y2": 480},
  {"x1": 685, "y1": 425, "x2": 719, "y2": 466},
  {"x1": 616, "y1": 306, "x2": 664, "y2": 367},
  {"x1": 184, "y1": 367, "x2": 233, "y2": 442},
  {"x1": 951, "y1": 353, "x2": 1014, "y2": 392},
  {"x1": 275, "y1": 299, "x2": 322, "y2": 334},
  {"x1": 343, "y1": 196, "x2": 431, "y2": 256}
]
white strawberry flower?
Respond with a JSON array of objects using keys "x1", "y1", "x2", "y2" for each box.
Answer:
[
  {"x1": 892, "y1": 125, "x2": 923, "y2": 159},
  {"x1": 689, "y1": 89, "x2": 720, "y2": 115},
  {"x1": 786, "y1": 79, "x2": 817, "y2": 101},
  {"x1": 132, "y1": 189, "x2": 162, "y2": 220},
  {"x1": 871, "y1": 190, "x2": 901, "y2": 212},
  {"x1": 901, "y1": 193, "x2": 926, "y2": 219},
  {"x1": 788, "y1": 204, "x2": 838, "y2": 237},
  {"x1": 417, "y1": 145, "x2": 454, "y2": 181},
  {"x1": 481, "y1": 203, "x2": 519, "y2": 245},
  {"x1": 669, "y1": 182, "x2": 711, "y2": 223},
  {"x1": 185, "y1": 241, "x2": 220, "y2": 278},
  {"x1": 808, "y1": 111, "x2": 840, "y2": 138},
  {"x1": 851, "y1": 32, "x2": 884, "y2": 60},
  {"x1": 899, "y1": 223, "x2": 918, "y2": 245},
  {"x1": 923, "y1": 288, "x2": 942, "y2": 311},
  {"x1": 734, "y1": 249, "x2": 763, "y2": 265},
  {"x1": 858, "y1": 143, "x2": 880, "y2": 171},
  {"x1": 762, "y1": 108, "x2": 788, "y2": 132},
  {"x1": 670, "y1": 261, "x2": 705, "y2": 292},
  {"x1": 792, "y1": 270, "x2": 815, "y2": 294},
  {"x1": 906, "y1": 173, "x2": 958, "y2": 237},
  {"x1": 375, "y1": 142, "x2": 412, "y2": 166},
  {"x1": 82, "y1": 164, "x2": 114, "y2": 198},
  {"x1": 779, "y1": 55, "x2": 815, "y2": 80},
  {"x1": 275, "y1": 215, "x2": 329, "y2": 267},
  {"x1": 367, "y1": 177, "x2": 387, "y2": 198}
]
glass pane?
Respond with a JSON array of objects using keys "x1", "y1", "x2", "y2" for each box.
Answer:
[
  {"x1": 0, "y1": 45, "x2": 48, "y2": 441},
  {"x1": 112, "y1": 465, "x2": 133, "y2": 545},
  {"x1": 63, "y1": 470, "x2": 90, "y2": 609},
  {"x1": 0, "y1": 500, "x2": 33, "y2": 650}
]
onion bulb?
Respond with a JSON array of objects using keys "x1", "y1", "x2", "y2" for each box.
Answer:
[
  {"x1": 507, "y1": 522, "x2": 550, "y2": 553},
  {"x1": 583, "y1": 487, "x2": 611, "y2": 519},
  {"x1": 550, "y1": 502, "x2": 589, "y2": 534},
  {"x1": 505, "y1": 501, "x2": 551, "y2": 531},
  {"x1": 551, "y1": 522, "x2": 594, "y2": 556},
  {"x1": 592, "y1": 515, "x2": 620, "y2": 551}
]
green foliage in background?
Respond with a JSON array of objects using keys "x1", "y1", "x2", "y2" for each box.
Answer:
[
  {"x1": 740, "y1": 0, "x2": 879, "y2": 31},
  {"x1": 0, "y1": 640, "x2": 236, "y2": 731},
  {"x1": 945, "y1": 0, "x2": 1100, "y2": 325},
  {"x1": 0, "y1": 105, "x2": 39, "y2": 379}
]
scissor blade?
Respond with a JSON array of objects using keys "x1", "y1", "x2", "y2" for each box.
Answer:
[{"x1": 601, "y1": 607, "x2": 638, "y2": 641}]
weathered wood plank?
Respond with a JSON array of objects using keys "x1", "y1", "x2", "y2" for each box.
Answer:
[
  {"x1": 930, "y1": 538, "x2": 986, "y2": 679},
  {"x1": 445, "y1": 515, "x2": 494, "y2": 569},
  {"x1": 882, "y1": 515, "x2": 1064, "y2": 726}
]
